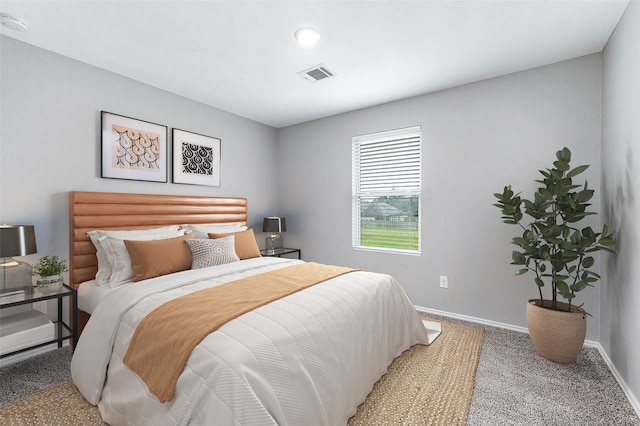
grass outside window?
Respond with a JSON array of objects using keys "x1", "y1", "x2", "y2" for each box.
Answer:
[{"x1": 360, "y1": 226, "x2": 419, "y2": 251}]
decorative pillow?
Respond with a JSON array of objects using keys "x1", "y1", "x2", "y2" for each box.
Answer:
[
  {"x1": 87, "y1": 226, "x2": 181, "y2": 286},
  {"x1": 100, "y1": 230, "x2": 186, "y2": 287},
  {"x1": 180, "y1": 223, "x2": 248, "y2": 239},
  {"x1": 185, "y1": 236, "x2": 240, "y2": 269},
  {"x1": 123, "y1": 234, "x2": 194, "y2": 282},
  {"x1": 208, "y1": 228, "x2": 261, "y2": 260}
]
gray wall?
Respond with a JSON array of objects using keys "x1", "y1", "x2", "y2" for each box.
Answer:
[
  {"x1": 277, "y1": 54, "x2": 604, "y2": 340},
  {"x1": 601, "y1": 0, "x2": 640, "y2": 408},
  {"x1": 0, "y1": 36, "x2": 279, "y2": 270},
  {"x1": 3, "y1": 17, "x2": 636, "y2": 408}
]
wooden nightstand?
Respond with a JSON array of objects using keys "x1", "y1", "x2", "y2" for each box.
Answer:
[{"x1": 260, "y1": 248, "x2": 301, "y2": 260}]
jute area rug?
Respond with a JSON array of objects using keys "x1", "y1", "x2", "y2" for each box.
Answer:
[{"x1": 0, "y1": 320, "x2": 484, "y2": 426}]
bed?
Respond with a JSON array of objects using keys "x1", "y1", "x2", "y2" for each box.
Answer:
[{"x1": 68, "y1": 191, "x2": 430, "y2": 425}]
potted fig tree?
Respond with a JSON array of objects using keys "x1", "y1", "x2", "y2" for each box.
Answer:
[{"x1": 493, "y1": 147, "x2": 615, "y2": 363}]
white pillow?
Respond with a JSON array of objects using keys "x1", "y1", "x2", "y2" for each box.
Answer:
[
  {"x1": 185, "y1": 236, "x2": 239, "y2": 269},
  {"x1": 87, "y1": 226, "x2": 181, "y2": 285},
  {"x1": 180, "y1": 223, "x2": 247, "y2": 239},
  {"x1": 99, "y1": 230, "x2": 186, "y2": 288}
]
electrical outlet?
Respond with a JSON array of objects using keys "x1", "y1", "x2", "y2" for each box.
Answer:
[
  {"x1": 439, "y1": 276, "x2": 448, "y2": 289},
  {"x1": 32, "y1": 301, "x2": 47, "y2": 314}
]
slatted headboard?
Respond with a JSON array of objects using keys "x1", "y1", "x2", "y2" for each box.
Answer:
[{"x1": 69, "y1": 191, "x2": 248, "y2": 335}]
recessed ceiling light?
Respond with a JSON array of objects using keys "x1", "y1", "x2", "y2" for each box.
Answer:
[
  {"x1": 294, "y1": 28, "x2": 320, "y2": 48},
  {"x1": 0, "y1": 13, "x2": 28, "y2": 32}
]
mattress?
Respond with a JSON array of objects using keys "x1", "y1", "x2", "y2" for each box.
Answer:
[
  {"x1": 76, "y1": 279, "x2": 115, "y2": 314},
  {"x1": 71, "y1": 257, "x2": 428, "y2": 425}
]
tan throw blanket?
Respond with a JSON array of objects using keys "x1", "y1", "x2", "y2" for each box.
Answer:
[{"x1": 123, "y1": 262, "x2": 358, "y2": 403}]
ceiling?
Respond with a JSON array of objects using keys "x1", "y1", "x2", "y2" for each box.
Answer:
[{"x1": 0, "y1": 1, "x2": 630, "y2": 128}]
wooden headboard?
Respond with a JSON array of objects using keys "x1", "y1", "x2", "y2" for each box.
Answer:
[{"x1": 69, "y1": 191, "x2": 248, "y2": 335}]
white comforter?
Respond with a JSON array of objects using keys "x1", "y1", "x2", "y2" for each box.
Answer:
[{"x1": 71, "y1": 257, "x2": 428, "y2": 425}]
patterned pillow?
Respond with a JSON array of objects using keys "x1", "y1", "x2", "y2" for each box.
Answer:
[{"x1": 185, "y1": 236, "x2": 240, "y2": 269}]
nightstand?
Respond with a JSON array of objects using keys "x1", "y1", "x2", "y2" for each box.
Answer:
[
  {"x1": 260, "y1": 247, "x2": 301, "y2": 260},
  {"x1": 0, "y1": 284, "x2": 77, "y2": 358}
]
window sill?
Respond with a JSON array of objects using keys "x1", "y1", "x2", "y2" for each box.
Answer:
[{"x1": 352, "y1": 246, "x2": 421, "y2": 256}]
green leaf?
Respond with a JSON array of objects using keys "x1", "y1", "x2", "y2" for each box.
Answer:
[
  {"x1": 559, "y1": 240, "x2": 575, "y2": 251},
  {"x1": 597, "y1": 245, "x2": 616, "y2": 254},
  {"x1": 571, "y1": 281, "x2": 589, "y2": 292},
  {"x1": 563, "y1": 184, "x2": 582, "y2": 191},
  {"x1": 535, "y1": 277, "x2": 544, "y2": 288},
  {"x1": 576, "y1": 189, "x2": 594, "y2": 203},
  {"x1": 540, "y1": 246, "x2": 551, "y2": 261},
  {"x1": 512, "y1": 251, "x2": 526, "y2": 264},
  {"x1": 554, "y1": 160, "x2": 570, "y2": 172},
  {"x1": 566, "y1": 164, "x2": 589, "y2": 178},
  {"x1": 539, "y1": 188, "x2": 553, "y2": 200},
  {"x1": 515, "y1": 268, "x2": 529, "y2": 275},
  {"x1": 548, "y1": 225, "x2": 562, "y2": 237},
  {"x1": 556, "y1": 280, "x2": 571, "y2": 295},
  {"x1": 512, "y1": 237, "x2": 528, "y2": 247},
  {"x1": 598, "y1": 237, "x2": 615, "y2": 246},
  {"x1": 582, "y1": 256, "x2": 595, "y2": 268},
  {"x1": 582, "y1": 227, "x2": 596, "y2": 240},
  {"x1": 556, "y1": 147, "x2": 571, "y2": 162}
]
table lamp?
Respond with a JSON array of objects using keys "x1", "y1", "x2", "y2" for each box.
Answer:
[
  {"x1": 1, "y1": 225, "x2": 37, "y2": 290},
  {"x1": 262, "y1": 217, "x2": 286, "y2": 254}
]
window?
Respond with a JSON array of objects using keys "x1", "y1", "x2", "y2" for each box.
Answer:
[{"x1": 352, "y1": 126, "x2": 421, "y2": 254}]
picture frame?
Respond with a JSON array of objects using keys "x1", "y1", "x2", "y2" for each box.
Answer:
[
  {"x1": 101, "y1": 111, "x2": 168, "y2": 182},
  {"x1": 172, "y1": 129, "x2": 221, "y2": 187}
]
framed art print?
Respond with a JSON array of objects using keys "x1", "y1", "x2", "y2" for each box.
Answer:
[
  {"x1": 101, "y1": 111, "x2": 168, "y2": 182},
  {"x1": 172, "y1": 129, "x2": 221, "y2": 187}
]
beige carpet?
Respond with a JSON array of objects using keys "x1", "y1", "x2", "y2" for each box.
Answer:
[{"x1": 0, "y1": 321, "x2": 484, "y2": 426}]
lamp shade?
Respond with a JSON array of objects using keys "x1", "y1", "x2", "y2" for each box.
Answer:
[
  {"x1": 262, "y1": 217, "x2": 286, "y2": 233},
  {"x1": 0, "y1": 225, "x2": 37, "y2": 257}
]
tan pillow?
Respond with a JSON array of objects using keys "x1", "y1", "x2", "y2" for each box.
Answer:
[
  {"x1": 208, "y1": 228, "x2": 261, "y2": 260},
  {"x1": 124, "y1": 234, "x2": 193, "y2": 282}
]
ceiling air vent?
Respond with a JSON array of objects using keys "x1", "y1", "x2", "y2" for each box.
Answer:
[{"x1": 297, "y1": 64, "x2": 335, "y2": 82}]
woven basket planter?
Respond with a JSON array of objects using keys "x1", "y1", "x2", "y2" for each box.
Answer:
[{"x1": 526, "y1": 299, "x2": 586, "y2": 364}]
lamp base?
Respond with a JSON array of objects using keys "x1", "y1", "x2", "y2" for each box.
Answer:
[
  {"x1": 1, "y1": 258, "x2": 33, "y2": 291},
  {"x1": 265, "y1": 234, "x2": 284, "y2": 254}
]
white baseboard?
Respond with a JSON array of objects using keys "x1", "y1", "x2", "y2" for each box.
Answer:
[
  {"x1": 417, "y1": 305, "x2": 530, "y2": 334},
  {"x1": 416, "y1": 305, "x2": 640, "y2": 419},
  {"x1": 592, "y1": 342, "x2": 640, "y2": 419}
]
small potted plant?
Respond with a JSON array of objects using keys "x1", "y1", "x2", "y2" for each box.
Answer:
[
  {"x1": 33, "y1": 255, "x2": 68, "y2": 291},
  {"x1": 493, "y1": 147, "x2": 615, "y2": 363}
]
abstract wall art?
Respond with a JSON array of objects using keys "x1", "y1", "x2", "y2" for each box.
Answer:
[
  {"x1": 101, "y1": 111, "x2": 168, "y2": 182},
  {"x1": 172, "y1": 129, "x2": 221, "y2": 186}
]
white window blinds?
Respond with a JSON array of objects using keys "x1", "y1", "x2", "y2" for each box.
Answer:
[{"x1": 352, "y1": 126, "x2": 421, "y2": 254}]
